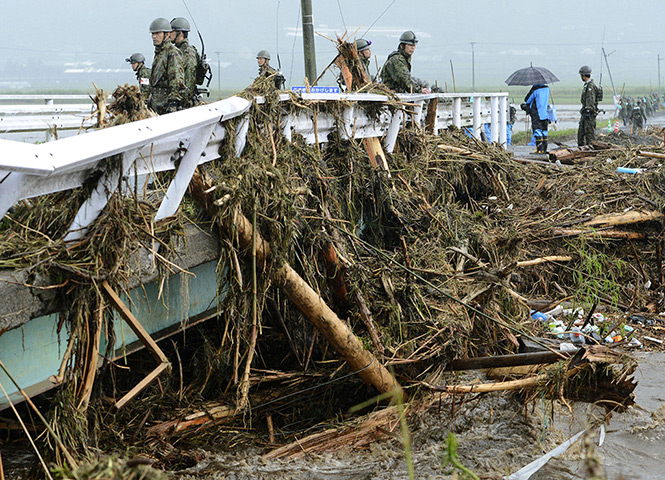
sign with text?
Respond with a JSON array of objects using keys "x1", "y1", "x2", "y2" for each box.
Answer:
[{"x1": 291, "y1": 86, "x2": 340, "y2": 94}]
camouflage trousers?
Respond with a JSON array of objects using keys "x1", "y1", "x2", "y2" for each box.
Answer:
[{"x1": 578, "y1": 116, "x2": 596, "y2": 146}]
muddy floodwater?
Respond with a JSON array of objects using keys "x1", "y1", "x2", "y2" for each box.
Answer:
[
  {"x1": 150, "y1": 352, "x2": 664, "y2": 480},
  {"x1": 5, "y1": 355, "x2": 662, "y2": 479}
]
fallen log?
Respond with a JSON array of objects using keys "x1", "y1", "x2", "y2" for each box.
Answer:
[
  {"x1": 190, "y1": 172, "x2": 402, "y2": 398},
  {"x1": 437, "y1": 143, "x2": 487, "y2": 160},
  {"x1": 637, "y1": 150, "x2": 665, "y2": 160},
  {"x1": 551, "y1": 228, "x2": 646, "y2": 240},
  {"x1": 582, "y1": 210, "x2": 664, "y2": 228},
  {"x1": 548, "y1": 145, "x2": 598, "y2": 163},
  {"x1": 264, "y1": 405, "x2": 401, "y2": 459},
  {"x1": 429, "y1": 345, "x2": 637, "y2": 411},
  {"x1": 148, "y1": 404, "x2": 236, "y2": 438},
  {"x1": 445, "y1": 351, "x2": 572, "y2": 371}
]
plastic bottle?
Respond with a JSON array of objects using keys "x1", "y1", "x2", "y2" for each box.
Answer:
[
  {"x1": 570, "y1": 326, "x2": 585, "y2": 344},
  {"x1": 560, "y1": 342, "x2": 577, "y2": 353},
  {"x1": 531, "y1": 311, "x2": 547, "y2": 322}
]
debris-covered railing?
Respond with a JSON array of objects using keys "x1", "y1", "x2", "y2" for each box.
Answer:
[{"x1": 0, "y1": 91, "x2": 508, "y2": 240}]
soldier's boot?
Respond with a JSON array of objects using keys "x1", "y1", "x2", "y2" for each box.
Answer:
[
  {"x1": 540, "y1": 138, "x2": 548, "y2": 153},
  {"x1": 532, "y1": 136, "x2": 542, "y2": 154}
]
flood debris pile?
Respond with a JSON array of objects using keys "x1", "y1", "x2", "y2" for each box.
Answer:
[{"x1": 0, "y1": 69, "x2": 657, "y2": 477}]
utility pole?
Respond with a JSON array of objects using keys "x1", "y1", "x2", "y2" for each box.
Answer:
[
  {"x1": 471, "y1": 42, "x2": 476, "y2": 92},
  {"x1": 601, "y1": 48, "x2": 617, "y2": 98},
  {"x1": 658, "y1": 54, "x2": 664, "y2": 98},
  {"x1": 301, "y1": 0, "x2": 317, "y2": 84},
  {"x1": 214, "y1": 51, "x2": 222, "y2": 97}
]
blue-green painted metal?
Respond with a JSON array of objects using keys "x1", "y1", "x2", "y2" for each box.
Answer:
[{"x1": 0, "y1": 260, "x2": 221, "y2": 409}]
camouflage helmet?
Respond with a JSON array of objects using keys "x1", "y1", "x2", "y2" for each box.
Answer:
[
  {"x1": 356, "y1": 39, "x2": 372, "y2": 52},
  {"x1": 578, "y1": 65, "x2": 592, "y2": 75},
  {"x1": 125, "y1": 53, "x2": 146, "y2": 64},
  {"x1": 256, "y1": 50, "x2": 271, "y2": 60},
  {"x1": 149, "y1": 17, "x2": 172, "y2": 33},
  {"x1": 170, "y1": 17, "x2": 190, "y2": 32},
  {"x1": 399, "y1": 30, "x2": 418, "y2": 45}
]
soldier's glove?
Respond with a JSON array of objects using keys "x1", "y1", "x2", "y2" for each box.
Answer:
[{"x1": 166, "y1": 101, "x2": 180, "y2": 114}]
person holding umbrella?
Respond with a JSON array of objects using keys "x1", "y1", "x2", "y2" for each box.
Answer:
[
  {"x1": 522, "y1": 83, "x2": 550, "y2": 153},
  {"x1": 505, "y1": 65, "x2": 559, "y2": 154}
]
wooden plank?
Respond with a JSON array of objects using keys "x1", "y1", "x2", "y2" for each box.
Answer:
[
  {"x1": 426, "y1": 97, "x2": 439, "y2": 133},
  {"x1": 102, "y1": 280, "x2": 168, "y2": 363},
  {"x1": 114, "y1": 362, "x2": 170, "y2": 410},
  {"x1": 78, "y1": 304, "x2": 104, "y2": 409},
  {"x1": 101, "y1": 280, "x2": 171, "y2": 409},
  {"x1": 516, "y1": 255, "x2": 573, "y2": 267}
]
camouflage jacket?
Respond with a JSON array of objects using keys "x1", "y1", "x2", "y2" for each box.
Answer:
[
  {"x1": 580, "y1": 79, "x2": 599, "y2": 115},
  {"x1": 632, "y1": 105, "x2": 647, "y2": 122},
  {"x1": 149, "y1": 40, "x2": 186, "y2": 114},
  {"x1": 380, "y1": 48, "x2": 415, "y2": 93},
  {"x1": 257, "y1": 64, "x2": 285, "y2": 89},
  {"x1": 135, "y1": 65, "x2": 151, "y2": 102},
  {"x1": 360, "y1": 56, "x2": 371, "y2": 81},
  {"x1": 176, "y1": 38, "x2": 199, "y2": 107}
]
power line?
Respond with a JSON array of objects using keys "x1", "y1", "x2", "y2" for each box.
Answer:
[
  {"x1": 288, "y1": 2, "x2": 301, "y2": 86},
  {"x1": 336, "y1": 0, "x2": 347, "y2": 32},
  {"x1": 275, "y1": 0, "x2": 282, "y2": 71},
  {"x1": 361, "y1": 0, "x2": 398, "y2": 38}
]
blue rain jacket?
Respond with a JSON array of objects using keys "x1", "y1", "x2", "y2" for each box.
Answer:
[{"x1": 525, "y1": 85, "x2": 550, "y2": 121}]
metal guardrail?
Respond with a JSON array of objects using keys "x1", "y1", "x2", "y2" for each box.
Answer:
[
  {"x1": 0, "y1": 92, "x2": 509, "y2": 242},
  {"x1": 0, "y1": 95, "x2": 112, "y2": 138},
  {"x1": 0, "y1": 94, "x2": 99, "y2": 104}
]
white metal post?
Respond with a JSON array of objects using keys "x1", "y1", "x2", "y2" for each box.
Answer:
[
  {"x1": 155, "y1": 124, "x2": 216, "y2": 221},
  {"x1": 65, "y1": 149, "x2": 139, "y2": 242},
  {"x1": 498, "y1": 95, "x2": 508, "y2": 147},
  {"x1": 384, "y1": 110, "x2": 403, "y2": 153},
  {"x1": 490, "y1": 96, "x2": 499, "y2": 143},
  {"x1": 234, "y1": 115, "x2": 250, "y2": 157},
  {"x1": 453, "y1": 98, "x2": 462, "y2": 128},
  {"x1": 472, "y1": 96, "x2": 481, "y2": 139}
]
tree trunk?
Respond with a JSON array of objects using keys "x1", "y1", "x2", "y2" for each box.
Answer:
[{"x1": 190, "y1": 172, "x2": 402, "y2": 398}]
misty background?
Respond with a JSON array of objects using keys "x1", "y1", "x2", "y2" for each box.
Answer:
[{"x1": 3, "y1": 0, "x2": 665, "y2": 97}]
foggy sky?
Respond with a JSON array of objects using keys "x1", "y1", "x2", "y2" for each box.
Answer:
[{"x1": 3, "y1": 0, "x2": 665, "y2": 93}]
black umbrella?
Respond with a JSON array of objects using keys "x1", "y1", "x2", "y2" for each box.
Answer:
[{"x1": 505, "y1": 66, "x2": 559, "y2": 86}]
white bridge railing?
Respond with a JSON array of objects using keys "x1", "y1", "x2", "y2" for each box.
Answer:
[
  {"x1": 0, "y1": 92, "x2": 508, "y2": 242},
  {"x1": 0, "y1": 94, "x2": 105, "y2": 139}
]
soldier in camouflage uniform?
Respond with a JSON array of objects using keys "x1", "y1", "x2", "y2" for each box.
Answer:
[
  {"x1": 380, "y1": 31, "x2": 431, "y2": 94},
  {"x1": 631, "y1": 99, "x2": 647, "y2": 134},
  {"x1": 171, "y1": 17, "x2": 200, "y2": 108},
  {"x1": 577, "y1": 65, "x2": 600, "y2": 146},
  {"x1": 356, "y1": 38, "x2": 373, "y2": 81},
  {"x1": 125, "y1": 53, "x2": 150, "y2": 103},
  {"x1": 148, "y1": 17, "x2": 186, "y2": 114},
  {"x1": 255, "y1": 51, "x2": 285, "y2": 89}
]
